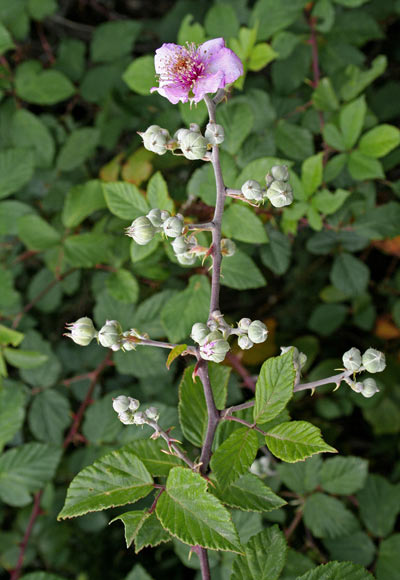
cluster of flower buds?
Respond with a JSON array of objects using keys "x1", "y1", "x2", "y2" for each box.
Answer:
[
  {"x1": 65, "y1": 317, "x2": 147, "y2": 352},
  {"x1": 126, "y1": 209, "x2": 185, "y2": 246},
  {"x1": 112, "y1": 395, "x2": 160, "y2": 426},
  {"x1": 280, "y1": 345, "x2": 307, "y2": 383},
  {"x1": 342, "y1": 347, "x2": 385, "y2": 398},
  {"x1": 138, "y1": 125, "x2": 174, "y2": 155},
  {"x1": 239, "y1": 165, "x2": 293, "y2": 208},
  {"x1": 190, "y1": 322, "x2": 230, "y2": 363},
  {"x1": 64, "y1": 317, "x2": 98, "y2": 346}
]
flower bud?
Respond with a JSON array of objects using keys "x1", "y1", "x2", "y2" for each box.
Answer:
[
  {"x1": 238, "y1": 318, "x2": 251, "y2": 331},
  {"x1": 145, "y1": 406, "x2": 159, "y2": 421},
  {"x1": 180, "y1": 131, "x2": 208, "y2": 160},
  {"x1": 238, "y1": 335, "x2": 254, "y2": 350},
  {"x1": 189, "y1": 123, "x2": 201, "y2": 133},
  {"x1": 248, "y1": 320, "x2": 268, "y2": 344},
  {"x1": 221, "y1": 238, "x2": 236, "y2": 257},
  {"x1": 176, "y1": 251, "x2": 196, "y2": 266},
  {"x1": 160, "y1": 210, "x2": 170, "y2": 221},
  {"x1": 140, "y1": 125, "x2": 170, "y2": 155},
  {"x1": 250, "y1": 456, "x2": 272, "y2": 477},
  {"x1": 342, "y1": 347, "x2": 362, "y2": 372},
  {"x1": 121, "y1": 331, "x2": 136, "y2": 351},
  {"x1": 362, "y1": 348, "x2": 386, "y2": 373},
  {"x1": 133, "y1": 411, "x2": 147, "y2": 425},
  {"x1": 299, "y1": 352, "x2": 307, "y2": 369},
  {"x1": 267, "y1": 181, "x2": 293, "y2": 208},
  {"x1": 241, "y1": 179, "x2": 263, "y2": 201},
  {"x1": 271, "y1": 165, "x2": 289, "y2": 182},
  {"x1": 199, "y1": 331, "x2": 230, "y2": 363},
  {"x1": 64, "y1": 317, "x2": 97, "y2": 346},
  {"x1": 172, "y1": 235, "x2": 189, "y2": 255},
  {"x1": 191, "y1": 322, "x2": 209, "y2": 344},
  {"x1": 118, "y1": 410, "x2": 135, "y2": 425},
  {"x1": 205, "y1": 121, "x2": 225, "y2": 145},
  {"x1": 174, "y1": 128, "x2": 191, "y2": 142},
  {"x1": 146, "y1": 208, "x2": 163, "y2": 228},
  {"x1": 98, "y1": 320, "x2": 122, "y2": 348},
  {"x1": 360, "y1": 378, "x2": 379, "y2": 398},
  {"x1": 163, "y1": 215, "x2": 184, "y2": 238},
  {"x1": 113, "y1": 396, "x2": 140, "y2": 414},
  {"x1": 207, "y1": 320, "x2": 218, "y2": 332},
  {"x1": 352, "y1": 381, "x2": 364, "y2": 393},
  {"x1": 126, "y1": 216, "x2": 156, "y2": 245}
]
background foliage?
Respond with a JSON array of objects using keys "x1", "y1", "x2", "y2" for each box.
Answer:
[{"x1": 0, "y1": 0, "x2": 400, "y2": 579}]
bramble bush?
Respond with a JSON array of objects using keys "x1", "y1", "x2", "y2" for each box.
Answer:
[{"x1": 1, "y1": 1, "x2": 400, "y2": 580}]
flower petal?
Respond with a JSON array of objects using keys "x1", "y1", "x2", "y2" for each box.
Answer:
[
  {"x1": 197, "y1": 38, "x2": 226, "y2": 61},
  {"x1": 192, "y1": 71, "x2": 224, "y2": 102},
  {"x1": 154, "y1": 43, "x2": 185, "y2": 74},
  {"x1": 151, "y1": 84, "x2": 189, "y2": 104},
  {"x1": 207, "y1": 47, "x2": 243, "y2": 84}
]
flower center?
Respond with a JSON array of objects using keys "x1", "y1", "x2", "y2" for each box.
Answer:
[{"x1": 161, "y1": 44, "x2": 206, "y2": 88}]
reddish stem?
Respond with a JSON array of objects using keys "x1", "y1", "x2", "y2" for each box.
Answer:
[
  {"x1": 284, "y1": 509, "x2": 303, "y2": 540},
  {"x1": 9, "y1": 491, "x2": 43, "y2": 580},
  {"x1": 36, "y1": 22, "x2": 55, "y2": 65}
]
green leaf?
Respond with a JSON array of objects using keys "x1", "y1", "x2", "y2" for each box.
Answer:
[
  {"x1": 131, "y1": 289, "x2": 177, "y2": 338},
  {"x1": 0, "y1": 382, "x2": 25, "y2": 451},
  {"x1": 341, "y1": 55, "x2": 387, "y2": 101},
  {"x1": 212, "y1": 473, "x2": 286, "y2": 513},
  {"x1": 324, "y1": 531, "x2": 376, "y2": 567},
  {"x1": 249, "y1": 43, "x2": 277, "y2": 72},
  {"x1": 19, "y1": 330, "x2": 61, "y2": 389},
  {"x1": 302, "y1": 153, "x2": 324, "y2": 197},
  {"x1": 331, "y1": 253, "x2": 369, "y2": 296},
  {"x1": 357, "y1": 474, "x2": 400, "y2": 537},
  {"x1": 333, "y1": 0, "x2": 369, "y2": 5},
  {"x1": 312, "y1": 78, "x2": 339, "y2": 111},
  {"x1": 0, "y1": 200, "x2": 34, "y2": 236},
  {"x1": 322, "y1": 124, "x2": 346, "y2": 151},
  {"x1": 134, "y1": 510, "x2": 171, "y2": 553},
  {"x1": 210, "y1": 428, "x2": 259, "y2": 490},
  {"x1": 205, "y1": 3, "x2": 239, "y2": 39},
  {"x1": 251, "y1": 0, "x2": 308, "y2": 41},
  {"x1": 231, "y1": 526, "x2": 287, "y2": 580},
  {"x1": 28, "y1": 390, "x2": 71, "y2": 445},
  {"x1": 179, "y1": 99, "x2": 208, "y2": 126},
  {"x1": 166, "y1": 344, "x2": 187, "y2": 369},
  {"x1": 339, "y1": 96, "x2": 366, "y2": 149},
  {"x1": 353, "y1": 202, "x2": 400, "y2": 239},
  {"x1": 18, "y1": 214, "x2": 61, "y2": 251},
  {"x1": 260, "y1": 226, "x2": 291, "y2": 275},
  {"x1": 20, "y1": 574, "x2": 68, "y2": 580},
  {"x1": 297, "y1": 561, "x2": 374, "y2": 579},
  {"x1": 91, "y1": 20, "x2": 141, "y2": 63},
  {"x1": 124, "y1": 564, "x2": 153, "y2": 580},
  {"x1": 126, "y1": 439, "x2": 184, "y2": 477},
  {"x1": 15, "y1": 62, "x2": 75, "y2": 105},
  {"x1": 312, "y1": 189, "x2": 350, "y2": 215},
  {"x1": 57, "y1": 128, "x2": 100, "y2": 172},
  {"x1": 348, "y1": 151, "x2": 384, "y2": 180},
  {"x1": 358, "y1": 124, "x2": 400, "y2": 158},
  {"x1": 0, "y1": 148, "x2": 34, "y2": 199},
  {"x1": 254, "y1": 350, "x2": 295, "y2": 424},
  {"x1": 161, "y1": 275, "x2": 210, "y2": 343},
  {"x1": 111, "y1": 510, "x2": 149, "y2": 548},
  {"x1": 217, "y1": 101, "x2": 254, "y2": 155},
  {"x1": 179, "y1": 364, "x2": 231, "y2": 447},
  {"x1": 0, "y1": 324, "x2": 24, "y2": 347},
  {"x1": 221, "y1": 250, "x2": 266, "y2": 290},
  {"x1": 3, "y1": 348, "x2": 48, "y2": 369},
  {"x1": 28, "y1": 0, "x2": 57, "y2": 20},
  {"x1": 103, "y1": 182, "x2": 149, "y2": 220},
  {"x1": 156, "y1": 467, "x2": 242, "y2": 553},
  {"x1": 277, "y1": 455, "x2": 322, "y2": 495},
  {"x1": 308, "y1": 303, "x2": 347, "y2": 335},
  {"x1": 82, "y1": 393, "x2": 122, "y2": 445},
  {"x1": 58, "y1": 448, "x2": 153, "y2": 519},
  {"x1": 265, "y1": 421, "x2": 337, "y2": 462},
  {"x1": 320, "y1": 456, "x2": 368, "y2": 494},
  {"x1": 0, "y1": 443, "x2": 61, "y2": 506},
  {"x1": 276, "y1": 121, "x2": 314, "y2": 160},
  {"x1": 62, "y1": 180, "x2": 106, "y2": 227},
  {"x1": 130, "y1": 236, "x2": 159, "y2": 264},
  {"x1": 123, "y1": 56, "x2": 155, "y2": 96},
  {"x1": 147, "y1": 171, "x2": 174, "y2": 213},
  {"x1": 222, "y1": 204, "x2": 268, "y2": 244},
  {"x1": 324, "y1": 153, "x2": 348, "y2": 182},
  {"x1": 376, "y1": 534, "x2": 400, "y2": 580},
  {"x1": 106, "y1": 269, "x2": 139, "y2": 304},
  {"x1": 304, "y1": 493, "x2": 359, "y2": 539},
  {"x1": 0, "y1": 21, "x2": 15, "y2": 55},
  {"x1": 177, "y1": 14, "x2": 206, "y2": 45},
  {"x1": 64, "y1": 233, "x2": 112, "y2": 267},
  {"x1": 11, "y1": 109, "x2": 54, "y2": 168}
]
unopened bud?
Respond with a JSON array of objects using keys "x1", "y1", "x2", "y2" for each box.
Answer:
[
  {"x1": 271, "y1": 165, "x2": 289, "y2": 182},
  {"x1": 118, "y1": 410, "x2": 135, "y2": 425},
  {"x1": 126, "y1": 216, "x2": 156, "y2": 245},
  {"x1": 113, "y1": 396, "x2": 139, "y2": 414},
  {"x1": 191, "y1": 322, "x2": 209, "y2": 344},
  {"x1": 220, "y1": 238, "x2": 236, "y2": 257},
  {"x1": 238, "y1": 318, "x2": 251, "y2": 331},
  {"x1": 248, "y1": 320, "x2": 268, "y2": 344},
  {"x1": 360, "y1": 377, "x2": 379, "y2": 398},
  {"x1": 362, "y1": 348, "x2": 386, "y2": 373},
  {"x1": 145, "y1": 406, "x2": 159, "y2": 421},
  {"x1": 163, "y1": 215, "x2": 184, "y2": 238},
  {"x1": 98, "y1": 320, "x2": 122, "y2": 348},
  {"x1": 160, "y1": 210, "x2": 170, "y2": 221},
  {"x1": 343, "y1": 347, "x2": 362, "y2": 372},
  {"x1": 147, "y1": 208, "x2": 163, "y2": 228},
  {"x1": 267, "y1": 181, "x2": 293, "y2": 208},
  {"x1": 172, "y1": 235, "x2": 189, "y2": 255},
  {"x1": 189, "y1": 123, "x2": 201, "y2": 133},
  {"x1": 238, "y1": 335, "x2": 254, "y2": 350},
  {"x1": 64, "y1": 317, "x2": 97, "y2": 346},
  {"x1": 174, "y1": 128, "x2": 191, "y2": 142},
  {"x1": 140, "y1": 125, "x2": 170, "y2": 155},
  {"x1": 241, "y1": 179, "x2": 263, "y2": 201},
  {"x1": 199, "y1": 331, "x2": 230, "y2": 363},
  {"x1": 133, "y1": 411, "x2": 147, "y2": 425},
  {"x1": 177, "y1": 251, "x2": 196, "y2": 266},
  {"x1": 205, "y1": 121, "x2": 225, "y2": 145},
  {"x1": 180, "y1": 131, "x2": 208, "y2": 160}
]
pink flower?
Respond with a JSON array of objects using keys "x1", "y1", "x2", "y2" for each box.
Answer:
[{"x1": 151, "y1": 38, "x2": 243, "y2": 104}]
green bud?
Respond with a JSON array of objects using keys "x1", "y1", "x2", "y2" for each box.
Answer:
[
  {"x1": 112, "y1": 396, "x2": 140, "y2": 414},
  {"x1": 180, "y1": 131, "x2": 208, "y2": 160},
  {"x1": 118, "y1": 410, "x2": 135, "y2": 425},
  {"x1": 163, "y1": 215, "x2": 184, "y2": 238},
  {"x1": 241, "y1": 179, "x2": 263, "y2": 201},
  {"x1": 191, "y1": 322, "x2": 209, "y2": 344},
  {"x1": 160, "y1": 210, "x2": 170, "y2": 221},
  {"x1": 267, "y1": 181, "x2": 293, "y2": 208},
  {"x1": 145, "y1": 406, "x2": 159, "y2": 421},
  {"x1": 248, "y1": 320, "x2": 268, "y2": 344},
  {"x1": 189, "y1": 123, "x2": 201, "y2": 133},
  {"x1": 205, "y1": 121, "x2": 225, "y2": 145},
  {"x1": 126, "y1": 216, "x2": 156, "y2": 245},
  {"x1": 140, "y1": 125, "x2": 170, "y2": 155},
  {"x1": 133, "y1": 411, "x2": 147, "y2": 425},
  {"x1": 147, "y1": 208, "x2": 163, "y2": 228},
  {"x1": 271, "y1": 165, "x2": 289, "y2": 182},
  {"x1": 362, "y1": 348, "x2": 386, "y2": 373},
  {"x1": 342, "y1": 347, "x2": 362, "y2": 372},
  {"x1": 64, "y1": 317, "x2": 97, "y2": 346},
  {"x1": 238, "y1": 335, "x2": 254, "y2": 350},
  {"x1": 199, "y1": 331, "x2": 230, "y2": 363},
  {"x1": 172, "y1": 235, "x2": 189, "y2": 255},
  {"x1": 176, "y1": 251, "x2": 196, "y2": 266},
  {"x1": 98, "y1": 320, "x2": 122, "y2": 348},
  {"x1": 220, "y1": 238, "x2": 236, "y2": 257},
  {"x1": 299, "y1": 352, "x2": 307, "y2": 369},
  {"x1": 238, "y1": 318, "x2": 251, "y2": 331},
  {"x1": 360, "y1": 377, "x2": 379, "y2": 398}
]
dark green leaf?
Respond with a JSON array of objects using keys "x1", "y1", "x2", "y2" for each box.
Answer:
[
  {"x1": 254, "y1": 350, "x2": 295, "y2": 424},
  {"x1": 231, "y1": 525, "x2": 287, "y2": 580}
]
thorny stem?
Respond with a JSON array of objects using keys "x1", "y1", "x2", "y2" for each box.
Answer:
[
  {"x1": 145, "y1": 419, "x2": 196, "y2": 470},
  {"x1": 10, "y1": 491, "x2": 43, "y2": 580},
  {"x1": 148, "y1": 487, "x2": 165, "y2": 514},
  {"x1": 193, "y1": 545, "x2": 211, "y2": 580},
  {"x1": 223, "y1": 415, "x2": 267, "y2": 436},
  {"x1": 197, "y1": 359, "x2": 220, "y2": 475}
]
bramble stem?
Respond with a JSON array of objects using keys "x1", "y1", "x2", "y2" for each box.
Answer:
[
  {"x1": 223, "y1": 414, "x2": 267, "y2": 436},
  {"x1": 145, "y1": 419, "x2": 197, "y2": 470},
  {"x1": 10, "y1": 491, "x2": 43, "y2": 580},
  {"x1": 293, "y1": 370, "x2": 353, "y2": 392},
  {"x1": 197, "y1": 359, "x2": 220, "y2": 475}
]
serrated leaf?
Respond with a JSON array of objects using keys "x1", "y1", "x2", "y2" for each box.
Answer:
[
  {"x1": 312, "y1": 189, "x2": 350, "y2": 215},
  {"x1": 212, "y1": 473, "x2": 286, "y2": 513},
  {"x1": 330, "y1": 253, "x2": 369, "y2": 296},
  {"x1": 57, "y1": 128, "x2": 99, "y2": 172},
  {"x1": 320, "y1": 456, "x2": 368, "y2": 494},
  {"x1": 0, "y1": 382, "x2": 25, "y2": 452},
  {"x1": 179, "y1": 363, "x2": 231, "y2": 447},
  {"x1": 358, "y1": 124, "x2": 400, "y2": 158},
  {"x1": 254, "y1": 350, "x2": 295, "y2": 424},
  {"x1": 210, "y1": 428, "x2": 259, "y2": 490},
  {"x1": 147, "y1": 171, "x2": 174, "y2": 213},
  {"x1": 303, "y1": 493, "x2": 359, "y2": 539},
  {"x1": 123, "y1": 55, "x2": 155, "y2": 95},
  {"x1": 231, "y1": 525, "x2": 287, "y2": 580},
  {"x1": 0, "y1": 21, "x2": 14, "y2": 55},
  {"x1": 64, "y1": 233, "x2": 113, "y2": 267},
  {"x1": 103, "y1": 182, "x2": 149, "y2": 220},
  {"x1": 11, "y1": 109, "x2": 55, "y2": 168},
  {"x1": 357, "y1": 474, "x2": 400, "y2": 537},
  {"x1": 217, "y1": 101, "x2": 254, "y2": 155},
  {"x1": 376, "y1": 534, "x2": 400, "y2": 580},
  {"x1": 322, "y1": 124, "x2": 346, "y2": 151},
  {"x1": 58, "y1": 448, "x2": 153, "y2": 519},
  {"x1": 135, "y1": 511, "x2": 171, "y2": 553},
  {"x1": 348, "y1": 151, "x2": 384, "y2": 180},
  {"x1": 323, "y1": 531, "x2": 376, "y2": 567},
  {"x1": 28, "y1": 390, "x2": 70, "y2": 445},
  {"x1": 265, "y1": 421, "x2": 337, "y2": 462},
  {"x1": 297, "y1": 561, "x2": 374, "y2": 579},
  {"x1": 221, "y1": 251, "x2": 266, "y2": 290},
  {"x1": 312, "y1": 77, "x2": 339, "y2": 111},
  {"x1": 62, "y1": 180, "x2": 106, "y2": 228},
  {"x1": 91, "y1": 20, "x2": 141, "y2": 63},
  {"x1": 106, "y1": 269, "x2": 139, "y2": 304},
  {"x1": 166, "y1": 344, "x2": 187, "y2": 369},
  {"x1": 0, "y1": 148, "x2": 35, "y2": 199},
  {"x1": 15, "y1": 64, "x2": 75, "y2": 105},
  {"x1": 277, "y1": 455, "x2": 322, "y2": 495},
  {"x1": 18, "y1": 214, "x2": 61, "y2": 251},
  {"x1": 156, "y1": 467, "x2": 242, "y2": 553},
  {"x1": 339, "y1": 96, "x2": 366, "y2": 149},
  {"x1": 111, "y1": 510, "x2": 149, "y2": 548},
  {"x1": 125, "y1": 439, "x2": 184, "y2": 477},
  {"x1": 260, "y1": 226, "x2": 291, "y2": 275},
  {"x1": 3, "y1": 348, "x2": 48, "y2": 369},
  {"x1": 0, "y1": 443, "x2": 61, "y2": 507},
  {"x1": 222, "y1": 204, "x2": 268, "y2": 244}
]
